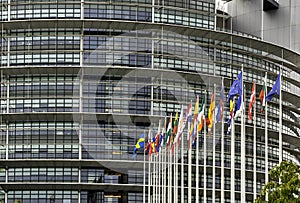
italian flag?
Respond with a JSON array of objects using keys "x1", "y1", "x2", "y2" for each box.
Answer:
[{"x1": 259, "y1": 74, "x2": 267, "y2": 112}]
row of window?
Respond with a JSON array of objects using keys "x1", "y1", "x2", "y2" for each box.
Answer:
[
  {"x1": 3, "y1": 8, "x2": 211, "y2": 27},
  {"x1": 0, "y1": 166, "x2": 268, "y2": 186},
  {"x1": 10, "y1": 36, "x2": 80, "y2": 51}
]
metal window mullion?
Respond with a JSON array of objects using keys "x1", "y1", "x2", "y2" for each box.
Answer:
[
  {"x1": 5, "y1": 122, "x2": 8, "y2": 161},
  {"x1": 7, "y1": 0, "x2": 10, "y2": 21}
]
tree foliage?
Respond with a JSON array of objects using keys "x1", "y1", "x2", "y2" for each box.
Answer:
[{"x1": 255, "y1": 161, "x2": 300, "y2": 203}]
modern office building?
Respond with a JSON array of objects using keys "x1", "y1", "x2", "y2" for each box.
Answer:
[{"x1": 0, "y1": 0, "x2": 300, "y2": 202}]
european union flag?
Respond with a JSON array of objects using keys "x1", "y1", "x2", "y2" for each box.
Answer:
[
  {"x1": 266, "y1": 73, "x2": 281, "y2": 102},
  {"x1": 227, "y1": 71, "x2": 243, "y2": 103},
  {"x1": 234, "y1": 95, "x2": 243, "y2": 118},
  {"x1": 132, "y1": 134, "x2": 145, "y2": 158},
  {"x1": 226, "y1": 117, "x2": 232, "y2": 135}
]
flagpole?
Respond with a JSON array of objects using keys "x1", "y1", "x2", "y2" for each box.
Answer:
[
  {"x1": 152, "y1": 130, "x2": 156, "y2": 203},
  {"x1": 188, "y1": 116, "x2": 192, "y2": 203},
  {"x1": 212, "y1": 84, "x2": 216, "y2": 202},
  {"x1": 203, "y1": 113, "x2": 207, "y2": 202},
  {"x1": 153, "y1": 152, "x2": 156, "y2": 203},
  {"x1": 148, "y1": 129, "x2": 151, "y2": 203},
  {"x1": 158, "y1": 144, "x2": 161, "y2": 203},
  {"x1": 279, "y1": 70, "x2": 282, "y2": 164},
  {"x1": 143, "y1": 130, "x2": 146, "y2": 203},
  {"x1": 203, "y1": 91, "x2": 207, "y2": 202},
  {"x1": 253, "y1": 84, "x2": 257, "y2": 200},
  {"x1": 162, "y1": 117, "x2": 166, "y2": 203},
  {"x1": 230, "y1": 100, "x2": 235, "y2": 202},
  {"x1": 265, "y1": 72, "x2": 269, "y2": 196},
  {"x1": 195, "y1": 115, "x2": 199, "y2": 203},
  {"x1": 174, "y1": 143, "x2": 177, "y2": 202},
  {"x1": 168, "y1": 146, "x2": 172, "y2": 203},
  {"x1": 241, "y1": 66, "x2": 246, "y2": 203},
  {"x1": 173, "y1": 143, "x2": 177, "y2": 202},
  {"x1": 181, "y1": 107, "x2": 185, "y2": 203},
  {"x1": 221, "y1": 78, "x2": 225, "y2": 203},
  {"x1": 155, "y1": 121, "x2": 161, "y2": 203},
  {"x1": 176, "y1": 143, "x2": 179, "y2": 202},
  {"x1": 163, "y1": 148, "x2": 166, "y2": 203}
]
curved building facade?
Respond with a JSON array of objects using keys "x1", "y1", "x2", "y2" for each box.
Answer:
[{"x1": 0, "y1": 0, "x2": 300, "y2": 202}]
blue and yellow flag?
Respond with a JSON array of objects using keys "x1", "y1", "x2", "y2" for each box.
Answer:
[{"x1": 132, "y1": 134, "x2": 145, "y2": 158}]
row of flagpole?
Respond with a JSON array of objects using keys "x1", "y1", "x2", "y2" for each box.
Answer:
[{"x1": 134, "y1": 68, "x2": 282, "y2": 202}]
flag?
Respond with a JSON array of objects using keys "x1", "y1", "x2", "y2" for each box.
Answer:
[
  {"x1": 186, "y1": 100, "x2": 193, "y2": 141},
  {"x1": 191, "y1": 119, "x2": 198, "y2": 148},
  {"x1": 229, "y1": 99, "x2": 234, "y2": 117},
  {"x1": 145, "y1": 131, "x2": 156, "y2": 159},
  {"x1": 193, "y1": 96, "x2": 199, "y2": 120},
  {"x1": 165, "y1": 114, "x2": 172, "y2": 147},
  {"x1": 226, "y1": 117, "x2": 232, "y2": 135},
  {"x1": 188, "y1": 97, "x2": 199, "y2": 149},
  {"x1": 160, "y1": 117, "x2": 167, "y2": 149},
  {"x1": 197, "y1": 97, "x2": 205, "y2": 132},
  {"x1": 259, "y1": 74, "x2": 267, "y2": 112},
  {"x1": 132, "y1": 134, "x2": 145, "y2": 158},
  {"x1": 175, "y1": 106, "x2": 185, "y2": 147},
  {"x1": 170, "y1": 112, "x2": 179, "y2": 146},
  {"x1": 155, "y1": 121, "x2": 161, "y2": 153},
  {"x1": 186, "y1": 100, "x2": 193, "y2": 123},
  {"x1": 234, "y1": 95, "x2": 243, "y2": 119},
  {"x1": 207, "y1": 93, "x2": 215, "y2": 129},
  {"x1": 248, "y1": 83, "x2": 256, "y2": 121},
  {"x1": 227, "y1": 71, "x2": 243, "y2": 103},
  {"x1": 145, "y1": 131, "x2": 153, "y2": 159},
  {"x1": 216, "y1": 81, "x2": 224, "y2": 122},
  {"x1": 266, "y1": 73, "x2": 281, "y2": 102},
  {"x1": 226, "y1": 99, "x2": 234, "y2": 134},
  {"x1": 176, "y1": 106, "x2": 185, "y2": 139},
  {"x1": 174, "y1": 107, "x2": 184, "y2": 144},
  {"x1": 189, "y1": 96, "x2": 199, "y2": 138}
]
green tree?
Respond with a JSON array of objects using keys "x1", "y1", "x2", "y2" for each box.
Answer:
[{"x1": 255, "y1": 161, "x2": 300, "y2": 203}]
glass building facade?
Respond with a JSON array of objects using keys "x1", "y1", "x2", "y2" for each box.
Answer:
[{"x1": 0, "y1": 0, "x2": 300, "y2": 202}]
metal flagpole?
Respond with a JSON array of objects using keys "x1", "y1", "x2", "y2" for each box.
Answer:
[
  {"x1": 173, "y1": 144, "x2": 176, "y2": 202},
  {"x1": 162, "y1": 149, "x2": 167, "y2": 203},
  {"x1": 188, "y1": 115, "x2": 192, "y2": 203},
  {"x1": 143, "y1": 130, "x2": 146, "y2": 203},
  {"x1": 174, "y1": 143, "x2": 178, "y2": 202},
  {"x1": 241, "y1": 66, "x2": 246, "y2": 203},
  {"x1": 195, "y1": 116, "x2": 199, "y2": 202},
  {"x1": 265, "y1": 72, "x2": 269, "y2": 196},
  {"x1": 204, "y1": 113, "x2": 207, "y2": 202},
  {"x1": 279, "y1": 70, "x2": 282, "y2": 164},
  {"x1": 148, "y1": 130, "x2": 152, "y2": 203},
  {"x1": 230, "y1": 101, "x2": 235, "y2": 202},
  {"x1": 253, "y1": 84, "x2": 257, "y2": 200},
  {"x1": 168, "y1": 147, "x2": 171, "y2": 203},
  {"x1": 221, "y1": 78, "x2": 225, "y2": 203},
  {"x1": 174, "y1": 144, "x2": 178, "y2": 202},
  {"x1": 158, "y1": 146, "x2": 161, "y2": 203},
  {"x1": 212, "y1": 84, "x2": 216, "y2": 202},
  {"x1": 154, "y1": 121, "x2": 160, "y2": 203},
  {"x1": 153, "y1": 152, "x2": 156, "y2": 203},
  {"x1": 203, "y1": 90, "x2": 207, "y2": 203},
  {"x1": 181, "y1": 114, "x2": 185, "y2": 203}
]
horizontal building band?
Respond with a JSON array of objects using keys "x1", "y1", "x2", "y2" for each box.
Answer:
[
  {"x1": 1, "y1": 19, "x2": 299, "y2": 70},
  {"x1": 0, "y1": 182, "x2": 144, "y2": 192},
  {"x1": 0, "y1": 159, "x2": 144, "y2": 170}
]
